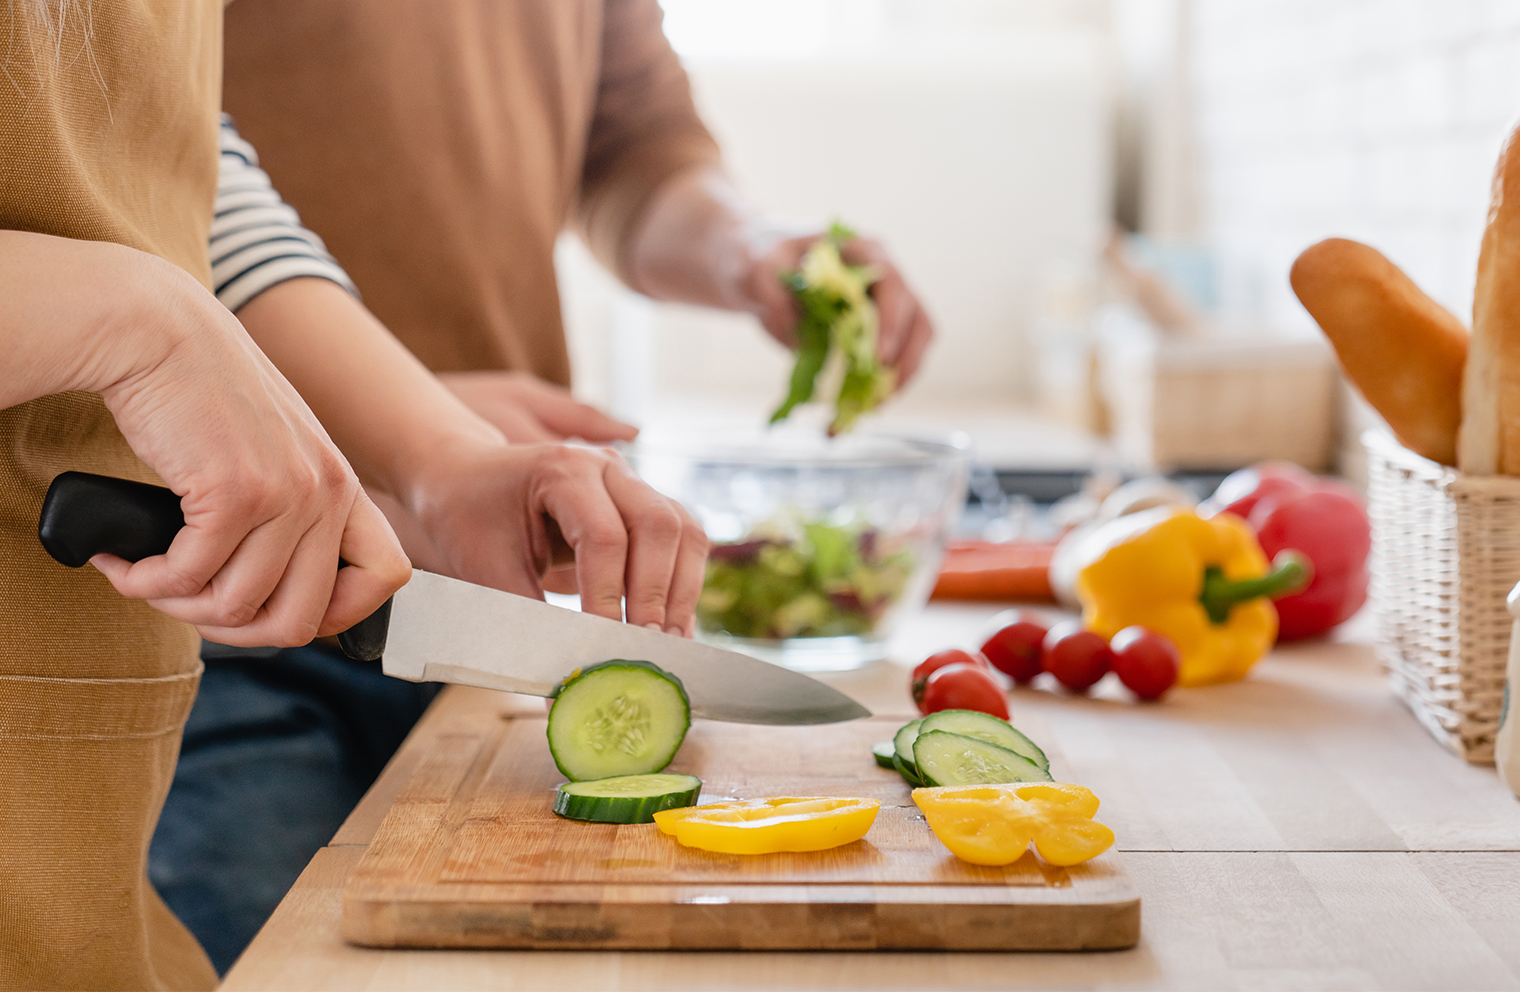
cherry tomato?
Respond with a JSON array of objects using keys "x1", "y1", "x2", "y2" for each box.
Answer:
[
  {"x1": 1110, "y1": 626, "x2": 1180, "y2": 701},
  {"x1": 921, "y1": 662, "x2": 1010, "y2": 719},
  {"x1": 980, "y1": 610, "x2": 1048, "y2": 683},
  {"x1": 910, "y1": 649, "x2": 991, "y2": 713},
  {"x1": 1041, "y1": 622, "x2": 1113, "y2": 694}
]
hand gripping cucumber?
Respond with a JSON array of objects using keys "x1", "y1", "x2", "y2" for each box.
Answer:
[{"x1": 547, "y1": 659, "x2": 691, "y2": 781}]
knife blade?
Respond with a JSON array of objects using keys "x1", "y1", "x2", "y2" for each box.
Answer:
[
  {"x1": 383, "y1": 568, "x2": 870, "y2": 725},
  {"x1": 35, "y1": 471, "x2": 871, "y2": 725}
]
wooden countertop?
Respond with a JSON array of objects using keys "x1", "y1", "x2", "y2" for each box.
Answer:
[{"x1": 221, "y1": 605, "x2": 1520, "y2": 991}]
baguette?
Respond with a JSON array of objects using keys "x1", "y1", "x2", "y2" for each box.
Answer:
[
  {"x1": 1290, "y1": 238, "x2": 1467, "y2": 466},
  {"x1": 1461, "y1": 127, "x2": 1520, "y2": 475}
]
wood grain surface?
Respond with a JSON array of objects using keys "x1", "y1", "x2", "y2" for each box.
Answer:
[
  {"x1": 223, "y1": 608, "x2": 1520, "y2": 990},
  {"x1": 341, "y1": 713, "x2": 1139, "y2": 950}
]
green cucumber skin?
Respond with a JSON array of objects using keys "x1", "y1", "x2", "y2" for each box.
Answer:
[
  {"x1": 912, "y1": 730, "x2": 1053, "y2": 787},
  {"x1": 917, "y1": 709, "x2": 1050, "y2": 771},
  {"x1": 553, "y1": 774, "x2": 701, "y2": 824},
  {"x1": 551, "y1": 658, "x2": 687, "y2": 699},
  {"x1": 871, "y1": 741, "x2": 898, "y2": 769},
  {"x1": 893, "y1": 718, "x2": 924, "y2": 773},
  {"x1": 893, "y1": 752, "x2": 926, "y2": 787},
  {"x1": 547, "y1": 660, "x2": 691, "y2": 782}
]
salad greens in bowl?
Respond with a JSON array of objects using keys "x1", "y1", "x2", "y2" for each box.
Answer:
[{"x1": 629, "y1": 430, "x2": 969, "y2": 671}]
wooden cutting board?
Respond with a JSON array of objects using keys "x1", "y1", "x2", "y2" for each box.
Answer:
[{"x1": 341, "y1": 707, "x2": 1140, "y2": 951}]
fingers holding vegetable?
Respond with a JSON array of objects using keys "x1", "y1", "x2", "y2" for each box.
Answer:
[
  {"x1": 839, "y1": 235, "x2": 935, "y2": 385},
  {"x1": 743, "y1": 234, "x2": 807, "y2": 348},
  {"x1": 408, "y1": 441, "x2": 706, "y2": 635},
  {"x1": 756, "y1": 223, "x2": 930, "y2": 434},
  {"x1": 599, "y1": 458, "x2": 708, "y2": 634}
]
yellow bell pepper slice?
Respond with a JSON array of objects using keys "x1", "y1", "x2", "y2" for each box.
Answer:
[
  {"x1": 653, "y1": 796, "x2": 880, "y2": 854},
  {"x1": 912, "y1": 782, "x2": 1114, "y2": 867}
]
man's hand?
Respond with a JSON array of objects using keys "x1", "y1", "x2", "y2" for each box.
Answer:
[
  {"x1": 626, "y1": 167, "x2": 936, "y2": 390},
  {"x1": 740, "y1": 230, "x2": 935, "y2": 387},
  {"x1": 439, "y1": 370, "x2": 637, "y2": 444}
]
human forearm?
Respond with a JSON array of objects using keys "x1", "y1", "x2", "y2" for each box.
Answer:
[
  {"x1": 623, "y1": 166, "x2": 780, "y2": 312},
  {"x1": 236, "y1": 276, "x2": 707, "y2": 633},
  {"x1": 0, "y1": 232, "x2": 186, "y2": 405},
  {"x1": 232, "y1": 276, "x2": 502, "y2": 506},
  {"x1": 0, "y1": 231, "x2": 407, "y2": 646}
]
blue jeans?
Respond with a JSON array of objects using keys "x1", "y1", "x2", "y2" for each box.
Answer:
[{"x1": 148, "y1": 643, "x2": 437, "y2": 974}]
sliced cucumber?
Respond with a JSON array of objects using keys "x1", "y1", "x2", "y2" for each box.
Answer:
[
  {"x1": 547, "y1": 660, "x2": 690, "y2": 781},
  {"x1": 553, "y1": 773, "x2": 702, "y2": 824},
  {"x1": 872, "y1": 741, "x2": 898, "y2": 769},
  {"x1": 913, "y1": 730, "x2": 1053, "y2": 787},
  {"x1": 893, "y1": 752, "x2": 926, "y2": 787},
  {"x1": 893, "y1": 718, "x2": 925, "y2": 780},
  {"x1": 918, "y1": 709, "x2": 1049, "y2": 771}
]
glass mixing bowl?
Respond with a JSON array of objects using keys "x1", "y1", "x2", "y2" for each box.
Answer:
[{"x1": 629, "y1": 429, "x2": 970, "y2": 671}]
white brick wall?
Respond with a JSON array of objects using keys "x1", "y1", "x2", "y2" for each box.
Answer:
[{"x1": 1191, "y1": 0, "x2": 1520, "y2": 331}]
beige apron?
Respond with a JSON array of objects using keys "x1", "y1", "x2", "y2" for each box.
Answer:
[{"x1": 0, "y1": 2, "x2": 222, "y2": 988}]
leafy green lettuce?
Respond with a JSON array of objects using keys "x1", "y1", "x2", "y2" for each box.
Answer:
[
  {"x1": 769, "y1": 223, "x2": 896, "y2": 435},
  {"x1": 696, "y1": 517, "x2": 915, "y2": 640}
]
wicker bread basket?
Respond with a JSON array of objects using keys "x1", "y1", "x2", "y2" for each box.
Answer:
[{"x1": 1365, "y1": 430, "x2": 1519, "y2": 763}]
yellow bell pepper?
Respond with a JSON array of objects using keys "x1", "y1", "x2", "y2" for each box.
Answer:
[
  {"x1": 1075, "y1": 510, "x2": 1310, "y2": 687},
  {"x1": 912, "y1": 782, "x2": 1113, "y2": 867},
  {"x1": 653, "y1": 796, "x2": 879, "y2": 854}
]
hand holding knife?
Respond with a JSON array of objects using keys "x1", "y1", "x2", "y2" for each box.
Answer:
[{"x1": 37, "y1": 471, "x2": 869, "y2": 725}]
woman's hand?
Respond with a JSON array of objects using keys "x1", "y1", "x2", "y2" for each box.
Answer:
[
  {"x1": 233, "y1": 277, "x2": 705, "y2": 636},
  {"x1": 0, "y1": 234, "x2": 411, "y2": 646},
  {"x1": 405, "y1": 438, "x2": 707, "y2": 636},
  {"x1": 439, "y1": 370, "x2": 638, "y2": 445}
]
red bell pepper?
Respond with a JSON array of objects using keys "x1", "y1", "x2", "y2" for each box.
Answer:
[{"x1": 1203, "y1": 465, "x2": 1371, "y2": 641}]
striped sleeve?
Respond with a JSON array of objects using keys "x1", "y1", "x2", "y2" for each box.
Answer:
[{"x1": 212, "y1": 114, "x2": 358, "y2": 312}]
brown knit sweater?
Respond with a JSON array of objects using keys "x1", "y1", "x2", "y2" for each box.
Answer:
[{"x1": 222, "y1": 0, "x2": 721, "y2": 385}]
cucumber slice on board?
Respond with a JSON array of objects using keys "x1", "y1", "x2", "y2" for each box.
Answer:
[
  {"x1": 893, "y1": 718, "x2": 925, "y2": 779},
  {"x1": 893, "y1": 752, "x2": 926, "y2": 787},
  {"x1": 871, "y1": 741, "x2": 898, "y2": 769},
  {"x1": 918, "y1": 709, "x2": 1050, "y2": 771},
  {"x1": 553, "y1": 773, "x2": 702, "y2": 824},
  {"x1": 547, "y1": 660, "x2": 691, "y2": 781},
  {"x1": 913, "y1": 730, "x2": 1053, "y2": 787}
]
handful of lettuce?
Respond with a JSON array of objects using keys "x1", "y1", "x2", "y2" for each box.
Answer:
[
  {"x1": 769, "y1": 223, "x2": 896, "y2": 435},
  {"x1": 697, "y1": 518, "x2": 915, "y2": 641}
]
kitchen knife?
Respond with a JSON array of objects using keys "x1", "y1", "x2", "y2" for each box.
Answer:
[{"x1": 37, "y1": 471, "x2": 872, "y2": 725}]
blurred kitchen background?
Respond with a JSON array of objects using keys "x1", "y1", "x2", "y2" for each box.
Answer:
[{"x1": 560, "y1": 0, "x2": 1520, "y2": 499}]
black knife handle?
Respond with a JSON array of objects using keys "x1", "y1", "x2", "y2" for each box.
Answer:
[
  {"x1": 39, "y1": 472, "x2": 183, "y2": 567},
  {"x1": 37, "y1": 471, "x2": 391, "y2": 662}
]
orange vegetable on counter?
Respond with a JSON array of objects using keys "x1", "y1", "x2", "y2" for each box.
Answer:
[
  {"x1": 932, "y1": 539, "x2": 1058, "y2": 602},
  {"x1": 653, "y1": 796, "x2": 879, "y2": 855},
  {"x1": 912, "y1": 782, "x2": 1114, "y2": 867}
]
